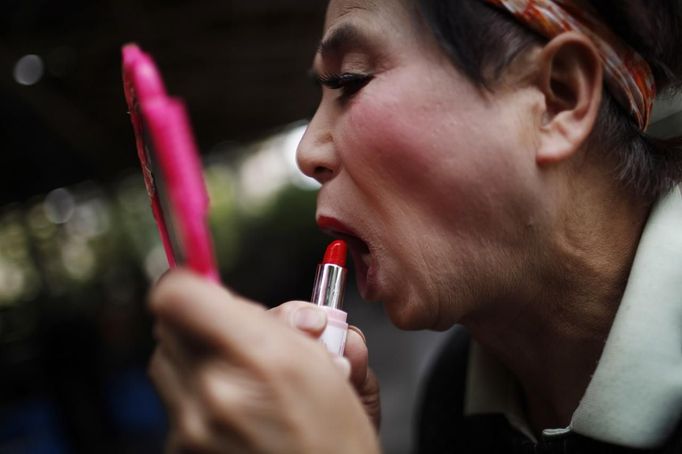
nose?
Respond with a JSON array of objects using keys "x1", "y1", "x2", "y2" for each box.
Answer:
[{"x1": 296, "y1": 108, "x2": 340, "y2": 185}]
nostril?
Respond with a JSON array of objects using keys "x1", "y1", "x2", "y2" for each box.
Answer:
[{"x1": 314, "y1": 166, "x2": 335, "y2": 182}]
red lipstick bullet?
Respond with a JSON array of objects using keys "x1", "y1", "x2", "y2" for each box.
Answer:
[{"x1": 322, "y1": 239, "x2": 347, "y2": 267}]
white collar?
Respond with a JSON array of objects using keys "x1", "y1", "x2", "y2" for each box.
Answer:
[{"x1": 464, "y1": 186, "x2": 682, "y2": 448}]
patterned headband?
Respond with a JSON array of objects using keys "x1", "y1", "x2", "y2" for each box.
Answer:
[{"x1": 483, "y1": 0, "x2": 656, "y2": 130}]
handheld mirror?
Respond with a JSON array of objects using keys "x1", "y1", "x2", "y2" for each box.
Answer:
[{"x1": 122, "y1": 43, "x2": 219, "y2": 282}]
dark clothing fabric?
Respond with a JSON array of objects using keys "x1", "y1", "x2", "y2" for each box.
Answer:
[{"x1": 415, "y1": 328, "x2": 682, "y2": 454}]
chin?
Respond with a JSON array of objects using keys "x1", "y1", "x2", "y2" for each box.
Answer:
[
  {"x1": 381, "y1": 283, "x2": 464, "y2": 332},
  {"x1": 382, "y1": 293, "x2": 440, "y2": 331}
]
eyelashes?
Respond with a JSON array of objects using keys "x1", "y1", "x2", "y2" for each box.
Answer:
[{"x1": 312, "y1": 72, "x2": 374, "y2": 100}]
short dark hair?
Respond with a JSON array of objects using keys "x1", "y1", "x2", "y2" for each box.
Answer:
[{"x1": 417, "y1": 0, "x2": 682, "y2": 200}]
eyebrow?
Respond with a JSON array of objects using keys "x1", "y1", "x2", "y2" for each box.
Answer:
[{"x1": 318, "y1": 23, "x2": 368, "y2": 59}]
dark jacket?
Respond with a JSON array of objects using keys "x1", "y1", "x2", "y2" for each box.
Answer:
[{"x1": 415, "y1": 328, "x2": 682, "y2": 454}]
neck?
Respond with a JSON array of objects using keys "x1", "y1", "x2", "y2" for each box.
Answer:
[{"x1": 463, "y1": 177, "x2": 650, "y2": 434}]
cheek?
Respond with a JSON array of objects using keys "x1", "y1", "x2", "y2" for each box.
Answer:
[
  {"x1": 335, "y1": 69, "x2": 540, "y2": 278},
  {"x1": 338, "y1": 70, "x2": 513, "y2": 224},
  {"x1": 344, "y1": 79, "x2": 447, "y2": 185}
]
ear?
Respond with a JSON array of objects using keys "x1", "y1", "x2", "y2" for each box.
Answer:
[{"x1": 533, "y1": 32, "x2": 603, "y2": 165}]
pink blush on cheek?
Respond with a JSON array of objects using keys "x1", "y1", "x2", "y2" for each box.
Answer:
[
  {"x1": 344, "y1": 93, "x2": 441, "y2": 182},
  {"x1": 344, "y1": 62, "x2": 491, "y2": 172},
  {"x1": 338, "y1": 73, "x2": 518, "y2": 235},
  {"x1": 342, "y1": 89, "x2": 479, "y2": 211}
]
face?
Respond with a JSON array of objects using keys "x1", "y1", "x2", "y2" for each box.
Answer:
[{"x1": 297, "y1": 0, "x2": 544, "y2": 330}]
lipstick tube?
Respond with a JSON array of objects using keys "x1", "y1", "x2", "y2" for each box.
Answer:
[{"x1": 311, "y1": 240, "x2": 349, "y2": 356}]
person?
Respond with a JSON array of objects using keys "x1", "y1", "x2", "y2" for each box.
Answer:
[{"x1": 147, "y1": 0, "x2": 682, "y2": 452}]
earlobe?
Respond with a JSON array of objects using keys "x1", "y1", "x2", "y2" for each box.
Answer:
[{"x1": 534, "y1": 32, "x2": 603, "y2": 166}]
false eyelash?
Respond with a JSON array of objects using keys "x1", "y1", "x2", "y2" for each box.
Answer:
[{"x1": 315, "y1": 72, "x2": 374, "y2": 98}]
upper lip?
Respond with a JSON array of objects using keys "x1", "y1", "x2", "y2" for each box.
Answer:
[{"x1": 316, "y1": 215, "x2": 360, "y2": 239}]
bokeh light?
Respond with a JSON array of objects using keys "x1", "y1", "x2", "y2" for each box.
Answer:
[{"x1": 13, "y1": 54, "x2": 45, "y2": 86}]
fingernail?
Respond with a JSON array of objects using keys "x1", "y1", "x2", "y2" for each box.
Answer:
[
  {"x1": 333, "y1": 356, "x2": 352, "y2": 378},
  {"x1": 294, "y1": 307, "x2": 326, "y2": 330}
]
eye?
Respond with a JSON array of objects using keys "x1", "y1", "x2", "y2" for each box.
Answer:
[{"x1": 315, "y1": 72, "x2": 373, "y2": 100}]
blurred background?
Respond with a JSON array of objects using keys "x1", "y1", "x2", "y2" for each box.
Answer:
[{"x1": 0, "y1": 1, "x2": 449, "y2": 453}]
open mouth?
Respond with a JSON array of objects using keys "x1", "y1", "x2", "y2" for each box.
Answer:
[
  {"x1": 317, "y1": 215, "x2": 373, "y2": 295},
  {"x1": 317, "y1": 216, "x2": 370, "y2": 254}
]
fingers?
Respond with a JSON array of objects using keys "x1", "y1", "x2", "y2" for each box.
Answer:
[
  {"x1": 149, "y1": 270, "x2": 352, "y2": 398},
  {"x1": 268, "y1": 301, "x2": 328, "y2": 337},
  {"x1": 270, "y1": 304, "x2": 357, "y2": 380},
  {"x1": 345, "y1": 326, "x2": 369, "y2": 388},
  {"x1": 343, "y1": 326, "x2": 381, "y2": 429},
  {"x1": 149, "y1": 346, "x2": 212, "y2": 450},
  {"x1": 150, "y1": 347, "x2": 247, "y2": 454},
  {"x1": 147, "y1": 270, "x2": 381, "y2": 452},
  {"x1": 151, "y1": 271, "x2": 371, "y2": 389},
  {"x1": 154, "y1": 322, "x2": 203, "y2": 372},
  {"x1": 332, "y1": 355, "x2": 352, "y2": 379},
  {"x1": 149, "y1": 270, "x2": 272, "y2": 359},
  {"x1": 360, "y1": 369, "x2": 382, "y2": 430},
  {"x1": 149, "y1": 346, "x2": 185, "y2": 416}
]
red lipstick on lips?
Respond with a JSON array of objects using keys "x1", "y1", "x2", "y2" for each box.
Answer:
[
  {"x1": 317, "y1": 216, "x2": 360, "y2": 240},
  {"x1": 311, "y1": 240, "x2": 349, "y2": 356}
]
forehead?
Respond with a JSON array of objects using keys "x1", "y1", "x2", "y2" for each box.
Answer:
[
  {"x1": 325, "y1": 0, "x2": 378, "y2": 21},
  {"x1": 323, "y1": 0, "x2": 414, "y2": 36}
]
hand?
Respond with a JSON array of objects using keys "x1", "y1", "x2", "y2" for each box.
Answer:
[
  {"x1": 148, "y1": 270, "x2": 380, "y2": 454},
  {"x1": 268, "y1": 301, "x2": 381, "y2": 430}
]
